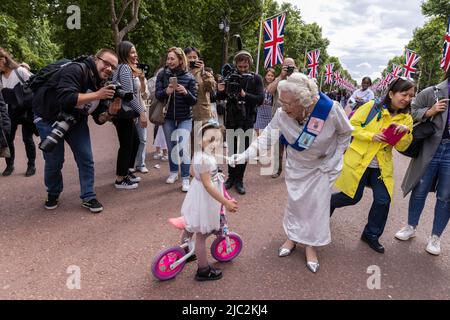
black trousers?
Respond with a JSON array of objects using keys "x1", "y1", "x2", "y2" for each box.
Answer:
[
  {"x1": 330, "y1": 168, "x2": 391, "y2": 239},
  {"x1": 112, "y1": 118, "x2": 139, "y2": 177},
  {"x1": 226, "y1": 125, "x2": 253, "y2": 182},
  {"x1": 5, "y1": 120, "x2": 36, "y2": 167}
]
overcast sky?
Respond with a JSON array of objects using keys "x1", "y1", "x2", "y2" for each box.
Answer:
[{"x1": 279, "y1": 0, "x2": 426, "y2": 83}]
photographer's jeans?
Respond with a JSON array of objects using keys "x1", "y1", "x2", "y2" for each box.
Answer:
[
  {"x1": 134, "y1": 119, "x2": 147, "y2": 169},
  {"x1": 408, "y1": 141, "x2": 450, "y2": 237},
  {"x1": 162, "y1": 119, "x2": 192, "y2": 178},
  {"x1": 35, "y1": 118, "x2": 96, "y2": 201}
]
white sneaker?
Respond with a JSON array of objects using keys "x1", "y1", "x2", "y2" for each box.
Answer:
[
  {"x1": 181, "y1": 178, "x2": 190, "y2": 192},
  {"x1": 136, "y1": 166, "x2": 149, "y2": 173},
  {"x1": 166, "y1": 173, "x2": 179, "y2": 184},
  {"x1": 153, "y1": 153, "x2": 162, "y2": 160},
  {"x1": 426, "y1": 235, "x2": 441, "y2": 256},
  {"x1": 395, "y1": 225, "x2": 416, "y2": 241},
  {"x1": 161, "y1": 155, "x2": 169, "y2": 161}
]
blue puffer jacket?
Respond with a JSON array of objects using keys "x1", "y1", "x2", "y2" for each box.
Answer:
[{"x1": 155, "y1": 67, "x2": 197, "y2": 121}]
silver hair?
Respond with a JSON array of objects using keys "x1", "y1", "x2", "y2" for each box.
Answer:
[{"x1": 277, "y1": 72, "x2": 319, "y2": 107}]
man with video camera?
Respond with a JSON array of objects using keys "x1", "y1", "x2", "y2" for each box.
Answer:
[
  {"x1": 217, "y1": 50, "x2": 264, "y2": 194},
  {"x1": 33, "y1": 49, "x2": 121, "y2": 213}
]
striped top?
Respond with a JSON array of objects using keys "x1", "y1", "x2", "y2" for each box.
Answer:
[{"x1": 112, "y1": 64, "x2": 145, "y2": 114}]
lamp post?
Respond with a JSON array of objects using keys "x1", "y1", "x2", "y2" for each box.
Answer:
[{"x1": 219, "y1": 18, "x2": 230, "y2": 72}]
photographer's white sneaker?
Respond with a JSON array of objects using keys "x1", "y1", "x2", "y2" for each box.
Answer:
[
  {"x1": 181, "y1": 178, "x2": 190, "y2": 192},
  {"x1": 395, "y1": 225, "x2": 416, "y2": 241},
  {"x1": 426, "y1": 235, "x2": 441, "y2": 256},
  {"x1": 166, "y1": 173, "x2": 179, "y2": 184}
]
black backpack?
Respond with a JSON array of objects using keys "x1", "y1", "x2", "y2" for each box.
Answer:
[{"x1": 31, "y1": 56, "x2": 90, "y2": 120}]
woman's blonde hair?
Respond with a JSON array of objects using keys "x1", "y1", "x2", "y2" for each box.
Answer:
[
  {"x1": 277, "y1": 72, "x2": 318, "y2": 108},
  {"x1": 167, "y1": 47, "x2": 188, "y2": 71}
]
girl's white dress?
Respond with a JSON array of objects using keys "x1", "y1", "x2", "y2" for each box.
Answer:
[{"x1": 181, "y1": 152, "x2": 223, "y2": 234}]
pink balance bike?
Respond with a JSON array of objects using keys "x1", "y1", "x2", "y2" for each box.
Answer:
[{"x1": 151, "y1": 189, "x2": 243, "y2": 281}]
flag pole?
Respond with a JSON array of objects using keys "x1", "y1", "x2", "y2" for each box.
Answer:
[
  {"x1": 319, "y1": 71, "x2": 324, "y2": 92},
  {"x1": 303, "y1": 48, "x2": 308, "y2": 74},
  {"x1": 255, "y1": 0, "x2": 265, "y2": 75}
]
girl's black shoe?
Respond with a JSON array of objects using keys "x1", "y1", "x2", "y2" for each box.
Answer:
[{"x1": 195, "y1": 266, "x2": 222, "y2": 281}]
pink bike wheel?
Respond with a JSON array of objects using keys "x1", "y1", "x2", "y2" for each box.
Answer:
[
  {"x1": 211, "y1": 232, "x2": 243, "y2": 262},
  {"x1": 151, "y1": 246, "x2": 186, "y2": 280}
]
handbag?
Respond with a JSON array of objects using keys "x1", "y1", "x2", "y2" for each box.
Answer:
[
  {"x1": 148, "y1": 97, "x2": 169, "y2": 125},
  {"x1": 399, "y1": 120, "x2": 436, "y2": 158}
]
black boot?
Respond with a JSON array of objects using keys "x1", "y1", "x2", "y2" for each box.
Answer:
[
  {"x1": 224, "y1": 177, "x2": 235, "y2": 190},
  {"x1": 195, "y1": 266, "x2": 222, "y2": 281},
  {"x1": 2, "y1": 165, "x2": 14, "y2": 176},
  {"x1": 361, "y1": 233, "x2": 384, "y2": 253},
  {"x1": 235, "y1": 180, "x2": 246, "y2": 195},
  {"x1": 25, "y1": 165, "x2": 36, "y2": 177}
]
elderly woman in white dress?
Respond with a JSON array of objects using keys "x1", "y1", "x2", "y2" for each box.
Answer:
[{"x1": 230, "y1": 72, "x2": 353, "y2": 273}]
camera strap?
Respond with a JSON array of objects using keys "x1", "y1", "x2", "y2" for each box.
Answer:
[{"x1": 280, "y1": 92, "x2": 333, "y2": 152}]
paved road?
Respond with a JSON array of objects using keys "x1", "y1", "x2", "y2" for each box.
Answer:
[{"x1": 0, "y1": 119, "x2": 449, "y2": 300}]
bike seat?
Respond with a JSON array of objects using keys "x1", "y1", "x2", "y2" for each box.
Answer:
[{"x1": 168, "y1": 217, "x2": 186, "y2": 230}]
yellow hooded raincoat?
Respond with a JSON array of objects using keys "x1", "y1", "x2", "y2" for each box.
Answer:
[{"x1": 335, "y1": 101, "x2": 413, "y2": 200}]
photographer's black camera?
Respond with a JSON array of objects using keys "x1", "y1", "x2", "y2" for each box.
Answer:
[
  {"x1": 39, "y1": 112, "x2": 77, "y2": 152},
  {"x1": 106, "y1": 80, "x2": 133, "y2": 102}
]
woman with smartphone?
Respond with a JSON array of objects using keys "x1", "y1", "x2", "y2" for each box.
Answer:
[
  {"x1": 397, "y1": 67, "x2": 450, "y2": 256},
  {"x1": 112, "y1": 41, "x2": 148, "y2": 190},
  {"x1": 155, "y1": 47, "x2": 197, "y2": 192},
  {"x1": 331, "y1": 77, "x2": 415, "y2": 254}
]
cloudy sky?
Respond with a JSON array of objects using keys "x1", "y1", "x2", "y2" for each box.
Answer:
[{"x1": 279, "y1": 0, "x2": 426, "y2": 83}]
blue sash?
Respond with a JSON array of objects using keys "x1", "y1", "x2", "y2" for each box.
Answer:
[{"x1": 280, "y1": 92, "x2": 333, "y2": 152}]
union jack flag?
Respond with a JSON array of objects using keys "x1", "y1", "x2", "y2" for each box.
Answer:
[
  {"x1": 334, "y1": 71, "x2": 342, "y2": 87},
  {"x1": 391, "y1": 64, "x2": 403, "y2": 78},
  {"x1": 441, "y1": 16, "x2": 450, "y2": 72},
  {"x1": 403, "y1": 49, "x2": 420, "y2": 78},
  {"x1": 264, "y1": 14, "x2": 286, "y2": 68},
  {"x1": 307, "y1": 49, "x2": 320, "y2": 79},
  {"x1": 382, "y1": 73, "x2": 393, "y2": 90},
  {"x1": 324, "y1": 64, "x2": 334, "y2": 84}
]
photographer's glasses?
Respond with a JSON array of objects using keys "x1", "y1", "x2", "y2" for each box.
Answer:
[{"x1": 98, "y1": 57, "x2": 117, "y2": 71}]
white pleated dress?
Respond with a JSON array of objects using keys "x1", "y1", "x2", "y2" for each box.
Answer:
[
  {"x1": 251, "y1": 102, "x2": 353, "y2": 246},
  {"x1": 181, "y1": 152, "x2": 223, "y2": 234}
]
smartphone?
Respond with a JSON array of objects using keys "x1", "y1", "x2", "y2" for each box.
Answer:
[
  {"x1": 169, "y1": 76, "x2": 178, "y2": 87},
  {"x1": 382, "y1": 123, "x2": 406, "y2": 146},
  {"x1": 189, "y1": 60, "x2": 197, "y2": 69},
  {"x1": 137, "y1": 63, "x2": 150, "y2": 78}
]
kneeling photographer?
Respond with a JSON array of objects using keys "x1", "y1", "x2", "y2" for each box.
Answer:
[
  {"x1": 217, "y1": 50, "x2": 264, "y2": 194},
  {"x1": 33, "y1": 48, "x2": 120, "y2": 213}
]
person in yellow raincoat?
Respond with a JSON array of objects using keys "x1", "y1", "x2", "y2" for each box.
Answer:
[{"x1": 331, "y1": 77, "x2": 415, "y2": 253}]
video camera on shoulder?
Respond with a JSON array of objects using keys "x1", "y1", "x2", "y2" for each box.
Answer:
[{"x1": 221, "y1": 63, "x2": 254, "y2": 101}]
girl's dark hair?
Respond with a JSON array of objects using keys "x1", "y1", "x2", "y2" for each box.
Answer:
[
  {"x1": 0, "y1": 47, "x2": 19, "y2": 70},
  {"x1": 264, "y1": 68, "x2": 276, "y2": 86},
  {"x1": 361, "y1": 76, "x2": 372, "y2": 85},
  {"x1": 117, "y1": 41, "x2": 140, "y2": 75},
  {"x1": 382, "y1": 77, "x2": 416, "y2": 114},
  {"x1": 184, "y1": 47, "x2": 201, "y2": 58}
]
